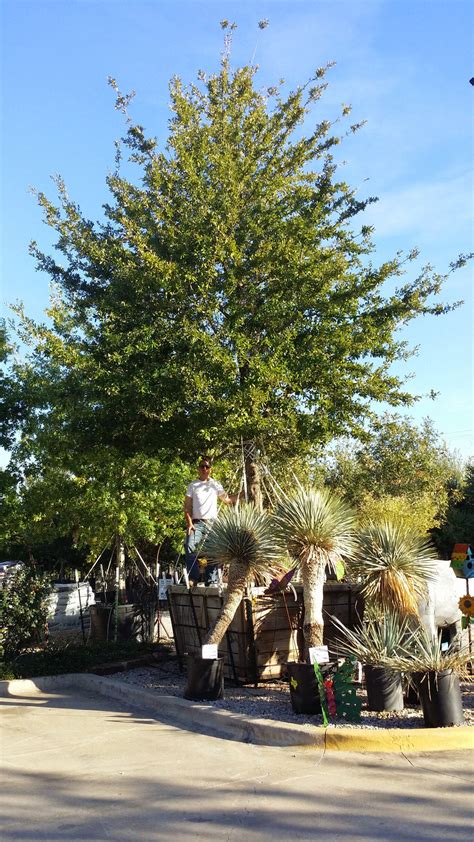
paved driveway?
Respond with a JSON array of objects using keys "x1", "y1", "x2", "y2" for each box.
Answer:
[{"x1": 1, "y1": 685, "x2": 472, "y2": 841}]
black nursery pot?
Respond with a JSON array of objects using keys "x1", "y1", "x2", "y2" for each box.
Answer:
[
  {"x1": 286, "y1": 661, "x2": 332, "y2": 715},
  {"x1": 417, "y1": 670, "x2": 464, "y2": 728},
  {"x1": 184, "y1": 654, "x2": 224, "y2": 701},
  {"x1": 364, "y1": 665, "x2": 404, "y2": 712}
]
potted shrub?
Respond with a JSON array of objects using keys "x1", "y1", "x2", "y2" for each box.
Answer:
[
  {"x1": 273, "y1": 486, "x2": 356, "y2": 714},
  {"x1": 330, "y1": 613, "x2": 411, "y2": 711},
  {"x1": 344, "y1": 520, "x2": 438, "y2": 711},
  {"x1": 388, "y1": 626, "x2": 470, "y2": 727},
  {"x1": 183, "y1": 504, "x2": 285, "y2": 700}
]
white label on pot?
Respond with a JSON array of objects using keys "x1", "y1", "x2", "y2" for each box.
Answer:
[
  {"x1": 309, "y1": 646, "x2": 329, "y2": 664},
  {"x1": 202, "y1": 644, "x2": 218, "y2": 659}
]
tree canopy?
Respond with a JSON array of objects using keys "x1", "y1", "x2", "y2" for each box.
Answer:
[
  {"x1": 323, "y1": 414, "x2": 463, "y2": 533},
  {"x1": 6, "y1": 24, "x2": 467, "y2": 472},
  {"x1": 1, "y1": 23, "x2": 471, "y2": 557}
]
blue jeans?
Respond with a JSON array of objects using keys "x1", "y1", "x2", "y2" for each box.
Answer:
[{"x1": 184, "y1": 520, "x2": 219, "y2": 584}]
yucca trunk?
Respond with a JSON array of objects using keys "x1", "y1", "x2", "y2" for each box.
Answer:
[
  {"x1": 204, "y1": 562, "x2": 248, "y2": 646},
  {"x1": 302, "y1": 548, "x2": 327, "y2": 653}
]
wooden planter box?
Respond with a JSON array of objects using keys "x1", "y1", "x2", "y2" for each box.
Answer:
[{"x1": 167, "y1": 581, "x2": 363, "y2": 683}]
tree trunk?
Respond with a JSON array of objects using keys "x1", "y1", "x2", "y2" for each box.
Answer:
[
  {"x1": 204, "y1": 562, "x2": 248, "y2": 646},
  {"x1": 244, "y1": 444, "x2": 263, "y2": 511},
  {"x1": 302, "y1": 551, "x2": 326, "y2": 656},
  {"x1": 116, "y1": 535, "x2": 127, "y2": 599}
]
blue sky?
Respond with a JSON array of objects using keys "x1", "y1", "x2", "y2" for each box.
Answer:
[{"x1": 1, "y1": 0, "x2": 473, "y2": 461}]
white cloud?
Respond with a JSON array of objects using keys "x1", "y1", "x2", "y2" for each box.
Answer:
[{"x1": 361, "y1": 168, "x2": 473, "y2": 241}]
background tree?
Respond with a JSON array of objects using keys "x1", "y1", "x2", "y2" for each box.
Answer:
[
  {"x1": 432, "y1": 462, "x2": 474, "y2": 556},
  {"x1": 4, "y1": 23, "x2": 470, "y2": 507},
  {"x1": 323, "y1": 414, "x2": 463, "y2": 533},
  {"x1": 0, "y1": 447, "x2": 192, "y2": 575}
]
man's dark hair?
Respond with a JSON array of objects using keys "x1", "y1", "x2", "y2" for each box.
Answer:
[{"x1": 199, "y1": 455, "x2": 213, "y2": 466}]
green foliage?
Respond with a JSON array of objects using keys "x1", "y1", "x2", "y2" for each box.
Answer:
[
  {"x1": 0, "y1": 451, "x2": 191, "y2": 566},
  {"x1": 356, "y1": 492, "x2": 442, "y2": 534},
  {"x1": 274, "y1": 486, "x2": 356, "y2": 566},
  {"x1": 0, "y1": 638, "x2": 161, "y2": 679},
  {"x1": 0, "y1": 565, "x2": 53, "y2": 660},
  {"x1": 204, "y1": 503, "x2": 284, "y2": 576},
  {"x1": 0, "y1": 320, "x2": 19, "y2": 450},
  {"x1": 432, "y1": 461, "x2": 474, "y2": 556},
  {"x1": 387, "y1": 627, "x2": 471, "y2": 677},
  {"x1": 5, "y1": 34, "x2": 464, "y2": 474},
  {"x1": 331, "y1": 612, "x2": 412, "y2": 664},
  {"x1": 347, "y1": 521, "x2": 438, "y2": 617},
  {"x1": 324, "y1": 414, "x2": 463, "y2": 533}
]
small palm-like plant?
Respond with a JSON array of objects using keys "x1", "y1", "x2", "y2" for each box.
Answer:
[
  {"x1": 347, "y1": 521, "x2": 438, "y2": 617},
  {"x1": 330, "y1": 612, "x2": 412, "y2": 666},
  {"x1": 203, "y1": 504, "x2": 285, "y2": 647},
  {"x1": 273, "y1": 487, "x2": 356, "y2": 653},
  {"x1": 386, "y1": 626, "x2": 472, "y2": 678}
]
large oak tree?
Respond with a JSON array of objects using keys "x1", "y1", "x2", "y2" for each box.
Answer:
[{"x1": 4, "y1": 24, "x2": 469, "y2": 499}]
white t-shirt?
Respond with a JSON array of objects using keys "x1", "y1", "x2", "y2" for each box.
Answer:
[{"x1": 185, "y1": 478, "x2": 226, "y2": 520}]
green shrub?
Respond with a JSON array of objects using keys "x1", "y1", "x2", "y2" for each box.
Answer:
[
  {"x1": 0, "y1": 565, "x2": 53, "y2": 661},
  {"x1": 0, "y1": 639, "x2": 162, "y2": 679}
]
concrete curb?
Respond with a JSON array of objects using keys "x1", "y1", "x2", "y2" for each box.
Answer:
[{"x1": 1, "y1": 674, "x2": 473, "y2": 752}]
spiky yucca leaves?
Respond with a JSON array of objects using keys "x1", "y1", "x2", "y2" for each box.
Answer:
[
  {"x1": 386, "y1": 626, "x2": 472, "y2": 678},
  {"x1": 347, "y1": 521, "x2": 438, "y2": 617},
  {"x1": 330, "y1": 613, "x2": 412, "y2": 666},
  {"x1": 203, "y1": 505, "x2": 285, "y2": 647},
  {"x1": 274, "y1": 487, "x2": 356, "y2": 652}
]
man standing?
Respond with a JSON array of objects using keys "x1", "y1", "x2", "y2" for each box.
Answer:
[{"x1": 184, "y1": 457, "x2": 238, "y2": 584}]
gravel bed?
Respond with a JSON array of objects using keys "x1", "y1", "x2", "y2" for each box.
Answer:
[{"x1": 112, "y1": 660, "x2": 474, "y2": 729}]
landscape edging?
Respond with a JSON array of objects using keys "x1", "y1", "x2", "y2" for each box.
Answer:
[{"x1": 1, "y1": 673, "x2": 472, "y2": 752}]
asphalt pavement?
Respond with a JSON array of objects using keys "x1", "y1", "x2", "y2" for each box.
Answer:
[{"x1": 1, "y1": 678, "x2": 473, "y2": 841}]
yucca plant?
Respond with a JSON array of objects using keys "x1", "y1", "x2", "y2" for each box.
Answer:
[
  {"x1": 203, "y1": 504, "x2": 286, "y2": 647},
  {"x1": 385, "y1": 626, "x2": 470, "y2": 726},
  {"x1": 273, "y1": 487, "x2": 356, "y2": 654},
  {"x1": 330, "y1": 612, "x2": 412, "y2": 666},
  {"x1": 347, "y1": 521, "x2": 438, "y2": 618},
  {"x1": 386, "y1": 626, "x2": 472, "y2": 678}
]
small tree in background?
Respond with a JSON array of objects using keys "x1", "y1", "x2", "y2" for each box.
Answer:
[
  {"x1": 432, "y1": 462, "x2": 474, "y2": 556},
  {"x1": 324, "y1": 414, "x2": 463, "y2": 534},
  {"x1": 0, "y1": 448, "x2": 192, "y2": 578}
]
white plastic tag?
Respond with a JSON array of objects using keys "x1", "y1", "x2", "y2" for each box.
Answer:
[
  {"x1": 309, "y1": 646, "x2": 329, "y2": 664},
  {"x1": 202, "y1": 644, "x2": 218, "y2": 659},
  {"x1": 158, "y1": 578, "x2": 173, "y2": 600}
]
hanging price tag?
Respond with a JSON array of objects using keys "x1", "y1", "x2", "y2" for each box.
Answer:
[{"x1": 309, "y1": 646, "x2": 329, "y2": 664}]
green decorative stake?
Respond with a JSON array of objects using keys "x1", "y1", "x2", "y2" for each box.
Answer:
[
  {"x1": 332, "y1": 657, "x2": 362, "y2": 723},
  {"x1": 313, "y1": 662, "x2": 329, "y2": 726}
]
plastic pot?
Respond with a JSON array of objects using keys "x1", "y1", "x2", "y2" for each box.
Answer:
[
  {"x1": 184, "y1": 654, "x2": 224, "y2": 701},
  {"x1": 90, "y1": 603, "x2": 149, "y2": 642},
  {"x1": 364, "y1": 665, "x2": 404, "y2": 712},
  {"x1": 416, "y1": 670, "x2": 464, "y2": 728},
  {"x1": 286, "y1": 661, "x2": 333, "y2": 715}
]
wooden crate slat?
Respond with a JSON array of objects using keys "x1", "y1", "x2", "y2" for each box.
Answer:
[{"x1": 168, "y1": 582, "x2": 362, "y2": 682}]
